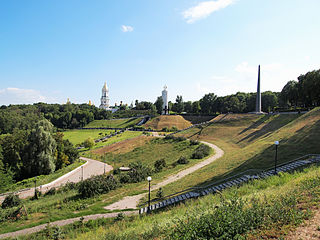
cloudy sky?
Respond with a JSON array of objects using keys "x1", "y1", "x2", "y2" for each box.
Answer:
[{"x1": 0, "y1": 0, "x2": 319, "y2": 105}]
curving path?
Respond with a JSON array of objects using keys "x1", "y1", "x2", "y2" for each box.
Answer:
[
  {"x1": 0, "y1": 157, "x2": 112, "y2": 203},
  {"x1": 0, "y1": 141, "x2": 223, "y2": 239},
  {"x1": 104, "y1": 141, "x2": 224, "y2": 210}
]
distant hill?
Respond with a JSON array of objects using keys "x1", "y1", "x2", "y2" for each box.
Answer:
[{"x1": 143, "y1": 115, "x2": 192, "y2": 130}]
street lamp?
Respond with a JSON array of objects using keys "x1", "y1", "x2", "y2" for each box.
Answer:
[
  {"x1": 274, "y1": 141, "x2": 279, "y2": 174},
  {"x1": 147, "y1": 176, "x2": 152, "y2": 213},
  {"x1": 81, "y1": 166, "x2": 84, "y2": 181},
  {"x1": 34, "y1": 176, "x2": 37, "y2": 199}
]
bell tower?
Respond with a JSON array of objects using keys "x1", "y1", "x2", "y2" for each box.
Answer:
[{"x1": 99, "y1": 82, "x2": 110, "y2": 110}]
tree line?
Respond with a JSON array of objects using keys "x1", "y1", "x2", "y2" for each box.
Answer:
[{"x1": 0, "y1": 119, "x2": 78, "y2": 191}]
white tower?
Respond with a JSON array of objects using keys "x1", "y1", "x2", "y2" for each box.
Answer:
[
  {"x1": 99, "y1": 82, "x2": 110, "y2": 110},
  {"x1": 162, "y1": 85, "x2": 168, "y2": 115}
]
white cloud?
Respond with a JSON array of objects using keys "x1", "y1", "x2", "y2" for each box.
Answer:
[
  {"x1": 0, "y1": 87, "x2": 48, "y2": 105},
  {"x1": 183, "y1": 0, "x2": 235, "y2": 23},
  {"x1": 121, "y1": 25, "x2": 134, "y2": 32}
]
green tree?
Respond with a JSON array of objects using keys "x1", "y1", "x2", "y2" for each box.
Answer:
[
  {"x1": 262, "y1": 91, "x2": 278, "y2": 112},
  {"x1": 200, "y1": 93, "x2": 217, "y2": 115},
  {"x1": 83, "y1": 137, "x2": 95, "y2": 149},
  {"x1": 184, "y1": 101, "x2": 193, "y2": 114},
  {"x1": 175, "y1": 95, "x2": 184, "y2": 113},
  {"x1": 192, "y1": 101, "x2": 201, "y2": 114},
  {"x1": 281, "y1": 80, "x2": 299, "y2": 107},
  {"x1": 24, "y1": 119, "x2": 57, "y2": 176},
  {"x1": 154, "y1": 96, "x2": 164, "y2": 114}
]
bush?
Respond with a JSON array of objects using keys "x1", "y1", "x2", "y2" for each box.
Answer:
[
  {"x1": 177, "y1": 156, "x2": 189, "y2": 164},
  {"x1": 164, "y1": 135, "x2": 174, "y2": 140},
  {"x1": 127, "y1": 162, "x2": 153, "y2": 183},
  {"x1": 78, "y1": 174, "x2": 119, "y2": 198},
  {"x1": 190, "y1": 140, "x2": 200, "y2": 145},
  {"x1": 154, "y1": 159, "x2": 167, "y2": 172},
  {"x1": 156, "y1": 188, "x2": 164, "y2": 199},
  {"x1": 162, "y1": 127, "x2": 170, "y2": 132},
  {"x1": 170, "y1": 126, "x2": 178, "y2": 132},
  {"x1": 191, "y1": 144, "x2": 211, "y2": 159},
  {"x1": 1, "y1": 194, "x2": 21, "y2": 209},
  {"x1": 45, "y1": 187, "x2": 57, "y2": 196},
  {"x1": 83, "y1": 137, "x2": 95, "y2": 149}
]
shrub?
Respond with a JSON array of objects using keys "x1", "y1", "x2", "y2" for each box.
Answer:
[
  {"x1": 191, "y1": 144, "x2": 211, "y2": 159},
  {"x1": 171, "y1": 126, "x2": 178, "y2": 132},
  {"x1": 190, "y1": 140, "x2": 200, "y2": 145},
  {"x1": 154, "y1": 159, "x2": 167, "y2": 172},
  {"x1": 156, "y1": 188, "x2": 164, "y2": 199},
  {"x1": 78, "y1": 174, "x2": 119, "y2": 198},
  {"x1": 162, "y1": 127, "x2": 170, "y2": 132},
  {"x1": 1, "y1": 194, "x2": 21, "y2": 209},
  {"x1": 127, "y1": 162, "x2": 153, "y2": 183},
  {"x1": 177, "y1": 156, "x2": 189, "y2": 164},
  {"x1": 83, "y1": 137, "x2": 95, "y2": 149},
  {"x1": 45, "y1": 187, "x2": 56, "y2": 196},
  {"x1": 164, "y1": 135, "x2": 174, "y2": 140},
  {"x1": 115, "y1": 212, "x2": 125, "y2": 222}
]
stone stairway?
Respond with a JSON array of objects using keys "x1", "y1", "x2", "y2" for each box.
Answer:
[{"x1": 139, "y1": 155, "x2": 320, "y2": 214}]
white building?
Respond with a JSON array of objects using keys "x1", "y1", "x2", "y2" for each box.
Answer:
[
  {"x1": 162, "y1": 85, "x2": 168, "y2": 114},
  {"x1": 99, "y1": 82, "x2": 110, "y2": 110}
]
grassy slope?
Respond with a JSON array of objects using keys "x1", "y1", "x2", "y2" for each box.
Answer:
[
  {"x1": 143, "y1": 115, "x2": 192, "y2": 130},
  {"x1": 0, "y1": 159, "x2": 85, "y2": 194},
  {"x1": 84, "y1": 118, "x2": 143, "y2": 128},
  {"x1": 0, "y1": 138, "x2": 205, "y2": 234},
  {"x1": 63, "y1": 129, "x2": 114, "y2": 145},
  {"x1": 21, "y1": 164, "x2": 320, "y2": 240}
]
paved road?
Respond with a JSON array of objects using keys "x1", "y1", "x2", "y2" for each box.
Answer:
[{"x1": 0, "y1": 157, "x2": 113, "y2": 203}]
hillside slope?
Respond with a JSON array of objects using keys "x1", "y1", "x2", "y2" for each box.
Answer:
[{"x1": 143, "y1": 115, "x2": 192, "y2": 130}]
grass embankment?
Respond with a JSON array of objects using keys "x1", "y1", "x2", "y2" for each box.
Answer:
[
  {"x1": 0, "y1": 159, "x2": 85, "y2": 194},
  {"x1": 181, "y1": 115, "x2": 216, "y2": 124},
  {"x1": 162, "y1": 109, "x2": 320, "y2": 196},
  {"x1": 143, "y1": 115, "x2": 192, "y2": 130},
  {"x1": 84, "y1": 118, "x2": 143, "y2": 129},
  {"x1": 80, "y1": 131, "x2": 143, "y2": 156},
  {"x1": 62, "y1": 129, "x2": 115, "y2": 145},
  {"x1": 0, "y1": 138, "x2": 206, "y2": 234},
  {"x1": 18, "y1": 164, "x2": 320, "y2": 240}
]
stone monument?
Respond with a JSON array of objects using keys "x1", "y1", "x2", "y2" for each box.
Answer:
[{"x1": 162, "y1": 85, "x2": 168, "y2": 115}]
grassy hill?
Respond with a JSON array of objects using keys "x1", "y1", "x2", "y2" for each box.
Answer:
[
  {"x1": 143, "y1": 115, "x2": 192, "y2": 130},
  {"x1": 84, "y1": 118, "x2": 143, "y2": 128}
]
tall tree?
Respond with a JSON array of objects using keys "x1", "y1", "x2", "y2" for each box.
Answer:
[
  {"x1": 154, "y1": 96, "x2": 164, "y2": 114},
  {"x1": 175, "y1": 95, "x2": 184, "y2": 113},
  {"x1": 200, "y1": 93, "x2": 217, "y2": 115},
  {"x1": 24, "y1": 119, "x2": 57, "y2": 176}
]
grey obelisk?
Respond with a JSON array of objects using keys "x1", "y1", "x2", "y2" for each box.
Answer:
[{"x1": 255, "y1": 65, "x2": 261, "y2": 113}]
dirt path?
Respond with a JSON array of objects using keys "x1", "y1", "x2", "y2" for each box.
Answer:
[
  {"x1": 104, "y1": 141, "x2": 224, "y2": 210},
  {"x1": 0, "y1": 157, "x2": 113, "y2": 203},
  {"x1": 285, "y1": 207, "x2": 320, "y2": 239},
  {"x1": 0, "y1": 211, "x2": 137, "y2": 239}
]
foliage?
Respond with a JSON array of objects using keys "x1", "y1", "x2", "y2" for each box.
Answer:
[
  {"x1": 83, "y1": 137, "x2": 95, "y2": 149},
  {"x1": 1, "y1": 194, "x2": 22, "y2": 209},
  {"x1": 191, "y1": 144, "x2": 211, "y2": 159},
  {"x1": 281, "y1": 69, "x2": 320, "y2": 108},
  {"x1": 154, "y1": 159, "x2": 167, "y2": 172},
  {"x1": 170, "y1": 193, "x2": 303, "y2": 239},
  {"x1": 78, "y1": 174, "x2": 119, "y2": 198},
  {"x1": 156, "y1": 187, "x2": 164, "y2": 199},
  {"x1": 154, "y1": 96, "x2": 164, "y2": 114},
  {"x1": 177, "y1": 156, "x2": 189, "y2": 164},
  {"x1": 44, "y1": 187, "x2": 57, "y2": 196}
]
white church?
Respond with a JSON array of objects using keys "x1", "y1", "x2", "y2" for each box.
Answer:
[{"x1": 99, "y1": 82, "x2": 110, "y2": 110}]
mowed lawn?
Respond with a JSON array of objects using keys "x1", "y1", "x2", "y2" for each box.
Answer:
[
  {"x1": 62, "y1": 129, "x2": 114, "y2": 145},
  {"x1": 84, "y1": 118, "x2": 143, "y2": 128}
]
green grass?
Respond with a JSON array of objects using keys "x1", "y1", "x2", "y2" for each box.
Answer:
[
  {"x1": 62, "y1": 129, "x2": 115, "y2": 145},
  {"x1": 0, "y1": 138, "x2": 207, "y2": 235},
  {"x1": 80, "y1": 131, "x2": 143, "y2": 155},
  {"x1": 1, "y1": 109, "x2": 319, "y2": 237},
  {"x1": 0, "y1": 159, "x2": 85, "y2": 194},
  {"x1": 84, "y1": 118, "x2": 143, "y2": 129},
  {"x1": 16, "y1": 163, "x2": 320, "y2": 240}
]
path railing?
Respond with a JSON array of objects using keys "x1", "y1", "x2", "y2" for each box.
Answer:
[{"x1": 139, "y1": 154, "x2": 320, "y2": 214}]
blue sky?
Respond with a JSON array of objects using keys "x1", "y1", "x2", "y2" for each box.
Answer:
[{"x1": 0, "y1": 0, "x2": 319, "y2": 106}]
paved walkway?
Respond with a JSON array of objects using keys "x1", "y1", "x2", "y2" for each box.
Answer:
[
  {"x1": 0, "y1": 157, "x2": 113, "y2": 203},
  {"x1": 104, "y1": 141, "x2": 224, "y2": 210}
]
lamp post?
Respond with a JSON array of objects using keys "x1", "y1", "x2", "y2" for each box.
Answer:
[
  {"x1": 147, "y1": 176, "x2": 152, "y2": 213},
  {"x1": 274, "y1": 141, "x2": 279, "y2": 174},
  {"x1": 34, "y1": 176, "x2": 37, "y2": 199},
  {"x1": 81, "y1": 166, "x2": 84, "y2": 181}
]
